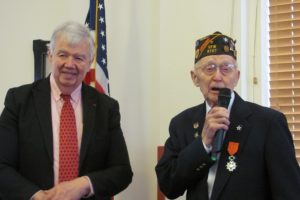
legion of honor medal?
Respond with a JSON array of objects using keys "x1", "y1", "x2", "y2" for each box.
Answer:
[{"x1": 226, "y1": 141, "x2": 239, "y2": 172}]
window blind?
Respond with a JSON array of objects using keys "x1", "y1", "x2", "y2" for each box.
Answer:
[{"x1": 269, "y1": 0, "x2": 300, "y2": 164}]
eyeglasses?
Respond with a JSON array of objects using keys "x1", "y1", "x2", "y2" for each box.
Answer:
[{"x1": 199, "y1": 63, "x2": 236, "y2": 76}]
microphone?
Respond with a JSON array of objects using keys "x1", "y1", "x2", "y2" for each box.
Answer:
[{"x1": 211, "y1": 88, "x2": 232, "y2": 161}]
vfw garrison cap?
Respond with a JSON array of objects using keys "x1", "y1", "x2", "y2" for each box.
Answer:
[{"x1": 194, "y1": 31, "x2": 237, "y2": 64}]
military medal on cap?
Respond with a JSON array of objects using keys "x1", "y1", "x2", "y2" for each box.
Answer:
[{"x1": 226, "y1": 141, "x2": 239, "y2": 172}]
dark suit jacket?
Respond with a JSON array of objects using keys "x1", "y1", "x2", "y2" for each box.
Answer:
[
  {"x1": 156, "y1": 92, "x2": 300, "y2": 200},
  {"x1": 0, "y1": 77, "x2": 133, "y2": 200}
]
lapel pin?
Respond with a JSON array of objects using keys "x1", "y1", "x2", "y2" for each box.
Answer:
[
  {"x1": 236, "y1": 125, "x2": 243, "y2": 132},
  {"x1": 194, "y1": 132, "x2": 199, "y2": 138},
  {"x1": 193, "y1": 122, "x2": 199, "y2": 129}
]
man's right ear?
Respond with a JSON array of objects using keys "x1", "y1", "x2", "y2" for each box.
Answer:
[
  {"x1": 47, "y1": 51, "x2": 53, "y2": 62},
  {"x1": 190, "y1": 70, "x2": 200, "y2": 87}
]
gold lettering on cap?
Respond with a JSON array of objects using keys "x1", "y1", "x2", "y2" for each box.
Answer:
[{"x1": 206, "y1": 44, "x2": 217, "y2": 54}]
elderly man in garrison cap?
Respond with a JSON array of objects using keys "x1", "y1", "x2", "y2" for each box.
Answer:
[{"x1": 156, "y1": 32, "x2": 300, "y2": 200}]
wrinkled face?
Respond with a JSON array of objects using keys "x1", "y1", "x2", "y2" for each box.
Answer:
[
  {"x1": 191, "y1": 55, "x2": 240, "y2": 107},
  {"x1": 48, "y1": 36, "x2": 93, "y2": 94}
]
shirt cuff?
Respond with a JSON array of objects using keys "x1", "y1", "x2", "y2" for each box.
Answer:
[
  {"x1": 202, "y1": 141, "x2": 212, "y2": 153},
  {"x1": 82, "y1": 176, "x2": 95, "y2": 198},
  {"x1": 30, "y1": 190, "x2": 42, "y2": 200}
]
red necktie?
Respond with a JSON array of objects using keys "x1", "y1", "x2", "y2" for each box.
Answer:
[{"x1": 59, "y1": 94, "x2": 79, "y2": 182}]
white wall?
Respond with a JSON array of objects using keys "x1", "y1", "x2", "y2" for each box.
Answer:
[{"x1": 0, "y1": 0, "x2": 265, "y2": 199}]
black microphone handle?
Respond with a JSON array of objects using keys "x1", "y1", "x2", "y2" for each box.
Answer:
[{"x1": 211, "y1": 129, "x2": 225, "y2": 161}]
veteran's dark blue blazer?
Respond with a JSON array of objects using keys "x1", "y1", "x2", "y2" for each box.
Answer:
[
  {"x1": 156, "y1": 92, "x2": 300, "y2": 200},
  {"x1": 0, "y1": 77, "x2": 133, "y2": 200}
]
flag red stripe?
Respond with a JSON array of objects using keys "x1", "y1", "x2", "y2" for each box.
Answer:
[
  {"x1": 84, "y1": 68, "x2": 96, "y2": 85},
  {"x1": 95, "y1": 80, "x2": 106, "y2": 94}
]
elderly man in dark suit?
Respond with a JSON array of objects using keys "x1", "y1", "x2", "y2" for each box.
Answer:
[
  {"x1": 0, "y1": 21, "x2": 132, "y2": 200},
  {"x1": 155, "y1": 32, "x2": 300, "y2": 200}
]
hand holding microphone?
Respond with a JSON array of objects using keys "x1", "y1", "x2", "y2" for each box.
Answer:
[{"x1": 201, "y1": 88, "x2": 231, "y2": 161}]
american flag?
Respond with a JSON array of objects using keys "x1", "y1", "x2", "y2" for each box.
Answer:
[{"x1": 85, "y1": 0, "x2": 109, "y2": 95}]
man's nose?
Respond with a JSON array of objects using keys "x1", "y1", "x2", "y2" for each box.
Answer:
[{"x1": 65, "y1": 57, "x2": 75, "y2": 67}]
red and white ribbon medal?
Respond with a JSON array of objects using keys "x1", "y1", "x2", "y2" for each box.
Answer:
[{"x1": 226, "y1": 141, "x2": 239, "y2": 172}]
